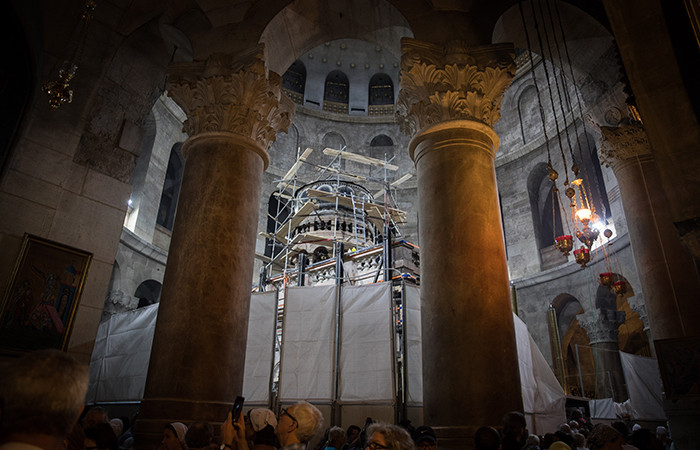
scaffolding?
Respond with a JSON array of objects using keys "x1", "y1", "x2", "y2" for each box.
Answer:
[
  {"x1": 256, "y1": 145, "x2": 420, "y2": 424},
  {"x1": 260, "y1": 145, "x2": 410, "y2": 284}
]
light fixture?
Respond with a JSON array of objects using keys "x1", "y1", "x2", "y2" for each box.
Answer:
[{"x1": 42, "y1": 0, "x2": 97, "y2": 109}]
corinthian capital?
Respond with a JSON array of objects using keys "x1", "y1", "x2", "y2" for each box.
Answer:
[
  {"x1": 396, "y1": 38, "x2": 515, "y2": 136},
  {"x1": 627, "y1": 296, "x2": 650, "y2": 331},
  {"x1": 577, "y1": 309, "x2": 626, "y2": 345},
  {"x1": 166, "y1": 45, "x2": 294, "y2": 150},
  {"x1": 597, "y1": 122, "x2": 652, "y2": 170}
]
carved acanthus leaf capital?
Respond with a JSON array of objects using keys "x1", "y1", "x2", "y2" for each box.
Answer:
[
  {"x1": 577, "y1": 309, "x2": 626, "y2": 344},
  {"x1": 627, "y1": 296, "x2": 649, "y2": 330},
  {"x1": 597, "y1": 122, "x2": 652, "y2": 169},
  {"x1": 396, "y1": 38, "x2": 515, "y2": 136},
  {"x1": 166, "y1": 46, "x2": 294, "y2": 150}
]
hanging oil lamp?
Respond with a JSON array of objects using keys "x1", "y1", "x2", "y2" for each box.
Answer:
[{"x1": 573, "y1": 247, "x2": 590, "y2": 268}]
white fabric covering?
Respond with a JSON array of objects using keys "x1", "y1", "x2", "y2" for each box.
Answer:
[
  {"x1": 404, "y1": 284, "x2": 423, "y2": 406},
  {"x1": 339, "y1": 282, "x2": 393, "y2": 403},
  {"x1": 279, "y1": 284, "x2": 337, "y2": 402},
  {"x1": 243, "y1": 291, "x2": 278, "y2": 404},
  {"x1": 619, "y1": 352, "x2": 666, "y2": 420},
  {"x1": 513, "y1": 313, "x2": 567, "y2": 434},
  {"x1": 86, "y1": 304, "x2": 158, "y2": 403},
  {"x1": 590, "y1": 398, "x2": 617, "y2": 418}
]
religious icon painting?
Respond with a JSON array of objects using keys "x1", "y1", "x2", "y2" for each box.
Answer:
[{"x1": 0, "y1": 234, "x2": 92, "y2": 354}]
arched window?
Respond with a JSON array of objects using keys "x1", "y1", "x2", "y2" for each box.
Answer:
[
  {"x1": 134, "y1": 279, "x2": 162, "y2": 308},
  {"x1": 323, "y1": 70, "x2": 349, "y2": 114},
  {"x1": 156, "y1": 143, "x2": 185, "y2": 231},
  {"x1": 528, "y1": 163, "x2": 566, "y2": 269},
  {"x1": 577, "y1": 134, "x2": 612, "y2": 222},
  {"x1": 369, "y1": 134, "x2": 394, "y2": 177},
  {"x1": 282, "y1": 60, "x2": 306, "y2": 104},
  {"x1": 368, "y1": 73, "x2": 394, "y2": 116},
  {"x1": 517, "y1": 85, "x2": 539, "y2": 144}
]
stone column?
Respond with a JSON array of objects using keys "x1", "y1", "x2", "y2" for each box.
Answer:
[
  {"x1": 598, "y1": 122, "x2": 700, "y2": 340},
  {"x1": 577, "y1": 309, "x2": 627, "y2": 402},
  {"x1": 598, "y1": 122, "x2": 700, "y2": 445},
  {"x1": 397, "y1": 39, "x2": 521, "y2": 448},
  {"x1": 135, "y1": 48, "x2": 293, "y2": 445}
]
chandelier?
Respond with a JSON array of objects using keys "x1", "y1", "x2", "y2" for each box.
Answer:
[
  {"x1": 42, "y1": 1, "x2": 97, "y2": 109},
  {"x1": 518, "y1": 0, "x2": 623, "y2": 281}
]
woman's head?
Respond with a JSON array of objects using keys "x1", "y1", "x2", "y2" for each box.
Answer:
[
  {"x1": 366, "y1": 423, "x2": 415, "y2": 450},
  {"x1": 162, "y1": 422, "x2": 187, "y2": 450}
]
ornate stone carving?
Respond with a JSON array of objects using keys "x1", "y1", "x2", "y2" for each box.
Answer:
[
  {"x1": 577, "y1": 308, "x2": 626, "y2": 344},
  {"x1": 396, "y1": 38, "x2": 515, "y2": 136},
  {"x1": 627, "y1": 296, "x2": 649, "y2": 331},
  {"x1": 597, "y1": 122, "x2": 652, "y2": 170},
  {"x1": 166, "y1": 45, "x2": 294, "y2": 150}
]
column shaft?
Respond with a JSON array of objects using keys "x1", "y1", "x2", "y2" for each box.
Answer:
[
  {"x1": 610, "y1": 153, "x2": 700, "y2": 339},
  {"x1": 412, "y1": 121, "x2": 522, "y2": 444},
  {"x1": 137, "y1": 133, "x2": 265, "y2": 440}
]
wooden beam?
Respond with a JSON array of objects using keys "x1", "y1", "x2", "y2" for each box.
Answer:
[{"x1": 323, "y1": 147, "x2": 399, "y2": 171}]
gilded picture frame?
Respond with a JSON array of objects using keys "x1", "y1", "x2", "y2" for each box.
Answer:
[{"x1": 0, "y1": 234, "x2": 92, "y2": 354}]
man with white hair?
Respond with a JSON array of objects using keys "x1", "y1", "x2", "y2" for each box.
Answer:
[
  {"x1": 0, "y1": 349, "x2": 89, "y2": 450},
  {"x1": 275, "y1": 402, "x2": 324, "y2": 450}
]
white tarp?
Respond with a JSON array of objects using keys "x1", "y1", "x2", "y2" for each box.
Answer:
[
  {"x1": 339, "y1": 282, "x2": 394, "y2": 403},
  {"x1": 242, "y1": 291, "x2": 278, "y2": 404},
  {"x1": 404, "y1": 284, "x2": 423, "y2": 406},
  {"x1": 513, "y1": 313, "x2": 567, "y2": 434},
  {"x1": 590, "y1": 398, "x2": 617, "y2": 419},
  {"x1": 619, "y1": 352, "x2": 666, "y2": 420},
  {"x1": 279, "y1": 284, "x2": 336, "y2": 402},
  {"x1": 86, "y1": 304, "x2": 158, "y2": 403}
]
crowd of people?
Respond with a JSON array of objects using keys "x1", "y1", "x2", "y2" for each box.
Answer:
[{"x1": 0, "y1": 350, "x2": 674, "y2": 450}]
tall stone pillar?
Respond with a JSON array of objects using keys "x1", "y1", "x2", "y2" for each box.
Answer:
[
  {"x1": 598, "y1": 123, "x2": 700, "y2": 340},
  {"x1": 577, "y1": 309, "x2": 627, "y2": 402},
  {"x1": 135, "y1": 48, "x2": 293, "y2": 445},
  {"x1": 598, "y1": 122, "x2": 700, "y2": 446},
  {"x1": 397, "y1": 39, "x2": 521, "y2": 448}
]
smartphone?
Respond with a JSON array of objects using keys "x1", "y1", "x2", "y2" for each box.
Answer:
[{"x1": 231, "y1": 395, "x2": 245, "y2": 424}]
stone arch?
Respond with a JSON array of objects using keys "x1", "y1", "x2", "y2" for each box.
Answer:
[
  {"x1": 517, "y1": 85, "x2": 540, "y2": 143},
  {"x1": 492, "y1": 1, "x2": 615, "y2": 91},
  {"x1": 552, "y1": 294, "x2": 595, "y2": 397},
  {"x1": 323, "y1": 70, "x2": 350, "y2": 114},
  {"x1": 156, "y1": 142, "x2": 185, "y2": 230},
  {"x1": 74, "y1": 19, "x2": 176, "y2": 183},
  {"x1": 134, "y1": 279, "x2": 163, "y2": 308},
  {"x1": 595, "y1": 283, "x2": 617, "y2": 310},
  {"x1": 260, "y1": 0, "x2": 413, "y2": 75},
  {"x1": 322, "y1": 131, "x2": 346, "y2": 151},
  {"x1": 369, "y1": 134, "x2": 394, "y2": 178}
]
